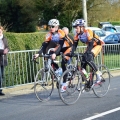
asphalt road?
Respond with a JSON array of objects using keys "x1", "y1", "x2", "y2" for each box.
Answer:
[{"x1": 0, "y1": 76, "x2": 120, "y2": 120}]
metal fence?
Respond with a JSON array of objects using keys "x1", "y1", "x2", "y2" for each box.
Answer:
[
  {"x1": 2, "y1": 44, "x2": 120, "y2": 88},
  {"x1": 102, "y1": 44, "x2": 120, "y2": 70}
]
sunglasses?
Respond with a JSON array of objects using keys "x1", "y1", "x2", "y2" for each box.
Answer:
[{"x1": 49, "y1": 26, "x2": 55, "y2": 28}]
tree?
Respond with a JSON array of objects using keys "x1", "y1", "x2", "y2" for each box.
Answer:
[
  {"x1": 87, "y1": 0, "x2": 120, "y2": 26},
  {"x1": 35, "y1": 0, "x2": 83, "y2": 31},
  {"x1": 0, "y1": 0, "x2": 38, "y2": 32}
]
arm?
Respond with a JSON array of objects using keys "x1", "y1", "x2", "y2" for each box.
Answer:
[
  {"x1": 33, "y1": 41, "x2": 49, "y2": 59},
  {"x1": 0, "y1": 36, "x2": 9, "y2": 55},
  {"x1": 38, "y1": 32, "x2": 51, "y2": 55},
  {"x1": 54, "y1": 39, "x2": 64, "y2": 55},
  {"x1": 71, "y1": 40, "x2": 78, "y2": 55},
  {"x1": 38, "y1": 42, "x2": 49, "y2": 55},
  {"x1": 86, "y1": 39, "x2": 94, "y2": 52}
]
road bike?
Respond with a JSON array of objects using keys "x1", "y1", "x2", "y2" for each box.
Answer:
[
  {"x1": 33, "y1": 48, "x2": 73, "y2": 102},
  {"x1": 33, "y1": 47, "x2": 65, "y2": 102},
  {"x1": 58, "y1": 53, "x2": 111, "y2": 105}
]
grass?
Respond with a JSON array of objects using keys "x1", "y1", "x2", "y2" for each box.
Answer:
[{"x1": 102, "y1": 53, "x2": 120, "y2": 70}]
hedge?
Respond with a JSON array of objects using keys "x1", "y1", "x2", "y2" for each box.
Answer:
[
  {"x1": 4, "y1": 32, "x2": 46, "y2": 51},
  {"x1": 111, "y1": 21, "x2": 120, "y2": 25}
]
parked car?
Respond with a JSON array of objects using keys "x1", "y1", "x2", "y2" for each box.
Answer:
[
  {"x1": 98, "y1": 22, "x2": 112, "y2": 28},
  {"x1": 103, "y1": 33, "x2": 120, "y2": 44},
  {"x1": 102, "y1": 25, "x2": 118, "y2": 35},
  {"x1": 103, "y1": 33, "x2": 120, "y2": 54},
  {"x1": 114, "y1": 25, "x2": 120, "y2": 32},
  {"x1": 87, "y1": 27, "x2": 106, "y2": 40}
]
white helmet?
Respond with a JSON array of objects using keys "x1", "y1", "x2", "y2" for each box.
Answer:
[
  {"x1": 72, "y1": 19, "x2": 86, "y2": 27},
  {"x1": 48, "y1": 19, "x2": 60, "y2": 26}
]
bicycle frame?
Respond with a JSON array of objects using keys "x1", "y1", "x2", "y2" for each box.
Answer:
[{"x1": 72, "y1": 53, "x2": 95, "y2": 86}]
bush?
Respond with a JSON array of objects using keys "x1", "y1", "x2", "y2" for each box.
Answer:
[
  {"x1": 111, "y1": 21, "x2": 120, "y2": 25},
  {"x1": 4, "y1": 32, "x2": 46, "y2": 51}
]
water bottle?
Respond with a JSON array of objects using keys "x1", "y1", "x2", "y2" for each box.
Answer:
[
  {"x1": 82, "y1": 68, "x2": 89, "y2": 80},
  {"x1": 48, "y1": 59, "x2": 51, "y2": 66},
  {"x1": 55, "y1": 68, "x2": 63, "y2": 77},
  {"x1": 58, "y1": 68, "x2": 63, "y2": 76}
]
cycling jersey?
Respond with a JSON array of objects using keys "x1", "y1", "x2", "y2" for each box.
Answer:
[
  {"x1": 72, "y1": 28, "x2": 104, "y2": 72},
  {"x1": 73, "y1": 28, "x2": 104, "y2": 57},
  {"x1": 45, "y1": 29, "x2": 65, "y2": 43},
  {"x1": 45, "y1": 29, "x2": 73, "y2": 48},
  {"x1": 74, "y1": 29, "x2": 104, "y2": 46},
  {"x1": 38, "y1": 29, "x2": 73, "y2": 57}
]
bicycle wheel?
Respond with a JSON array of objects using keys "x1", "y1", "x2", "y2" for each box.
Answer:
[
  {"x1": 34, "y1": 68, "x2": 54, "y2": 102},
  {"x1": 92, "y1": 65, "x2": 110, "y2": 97},
  {"x1": 58, "y1": 68, "x2": 82, "y2": 105}
]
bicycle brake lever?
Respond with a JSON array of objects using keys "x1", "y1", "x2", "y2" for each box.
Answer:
[{"x1": 31, "y1": 59, "x2": 39, "y2": 64}]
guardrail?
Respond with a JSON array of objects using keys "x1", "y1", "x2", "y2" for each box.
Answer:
[
  {"x1": 2, "y1": 44, "x2": 120, "y2": 88},
  {"x1": 102, "y1": 44, "x2": 120, "y2": 70}
]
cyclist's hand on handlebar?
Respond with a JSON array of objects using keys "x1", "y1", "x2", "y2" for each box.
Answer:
[
  {"x1": 33, "y1": 54, "x2": 39, "y2": 59},
  {"x1": 70, "y1": 52, "x2": 74, "y2": 57},
  {"x1": 52, "y1": 53, "x2": 56, "y2": 60},
  {"x1": 50, "y1": 48, "x2": 55, "y2": 52}
]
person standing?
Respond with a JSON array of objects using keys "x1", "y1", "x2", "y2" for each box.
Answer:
[{"x1": 0, "y1": 26, "x2": 9, "y2": 95}]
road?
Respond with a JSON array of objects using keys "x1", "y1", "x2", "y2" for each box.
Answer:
[{"x1": 0, "y1": 76, "x2": 120, "y2": 120}]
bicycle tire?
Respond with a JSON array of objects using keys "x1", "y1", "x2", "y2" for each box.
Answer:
[
  {"x1": 58, "y1": 68, "x2": 82, "y2": 105},
  {"x1": 92, "y1": 65, "x2": 110, "y2": 97},
  {"x1": 34, "y1": 68, "x2": 54, "y2": 102}
]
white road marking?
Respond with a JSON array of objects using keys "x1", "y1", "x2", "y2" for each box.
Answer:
[{"x1": 83, "y1": 107, "x2": 120, "y2": 120}]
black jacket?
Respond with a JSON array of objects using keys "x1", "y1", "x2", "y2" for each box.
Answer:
[{"x1": 0, "y1": 35, "x2": 9, "y2": 66}]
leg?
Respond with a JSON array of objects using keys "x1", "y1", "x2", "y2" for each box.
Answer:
[
  {"x1": 84, "y1": 53, "x2": 102, "y2": 82},
  {"x1": 62, "y1": 47, "x2": 72, "y2": 72},
  {"x1": 0, "y1": 66, "x2": 4, "y2": 95},
  {"x1": 62, "y1": 47, "x2": 71, "y2": 82},
  {"x1": 61, "y1": 47, "x2": 72, "y2": 92}
]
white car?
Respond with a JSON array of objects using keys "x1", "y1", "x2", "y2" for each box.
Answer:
[
  {"x1": 87, "y1": 27, "x2": 107, "y2": 40},
  {"x1": 114, "y1": 25, "x2": 120, "y2": 32}
]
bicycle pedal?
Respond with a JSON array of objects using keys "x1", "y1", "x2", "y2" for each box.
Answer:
[
  {"x1": 41, "y1": 83, "x2": 48, "y2": 86},
  {"x1": 68, "y1": 84, "x2": 75, "y2": 88},
  {"x1": 85, "y1": 87, "x2": 91, "y2": 92},
  {"x1": 101, "y1": 79, "x2": 105, "y2": 82}
]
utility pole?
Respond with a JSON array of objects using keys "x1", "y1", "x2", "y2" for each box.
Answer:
[{"x1": 82, "y1": 0, "x2": 88, "y2": 27}]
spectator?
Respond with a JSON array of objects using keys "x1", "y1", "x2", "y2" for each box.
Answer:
[
  {"x1": 0, "y1": 26, "x2": 9, "y2": 96},
  {"x1": 62, "y1": 27, "x2": 74, "y2": 41}
]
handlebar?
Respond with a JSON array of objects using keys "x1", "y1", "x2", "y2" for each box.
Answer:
[
  {"x1": 31, "y1": 59, "x2": 39, "y2": 64},
  {"x1": 39, "y1": 54, "x2": 52, "y2": 58},
  {"x1": 63, "y1": 52, "x2": 83, "y2": 58},
  {"x1": 73, "y1": 53, "x2": 83, "y2": 57}
]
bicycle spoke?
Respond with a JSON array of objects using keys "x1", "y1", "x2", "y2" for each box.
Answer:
[
  {"x1": 34, "y1": 68, "x2": 54, "y2": 102},
  {"x1": 58, "y1": 69, "x2": 82, "y2": 105},
  {"x1": 93, "y1": 65, "x2": 110, "y2": 97}
]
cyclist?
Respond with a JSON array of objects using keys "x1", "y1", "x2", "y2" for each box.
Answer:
[
  {"x1": 72, "y1": 19, "x2": 104, "y2": 85},
  {"x1": 33, "y1": 19, "x2": 73, "y2": 92}
]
